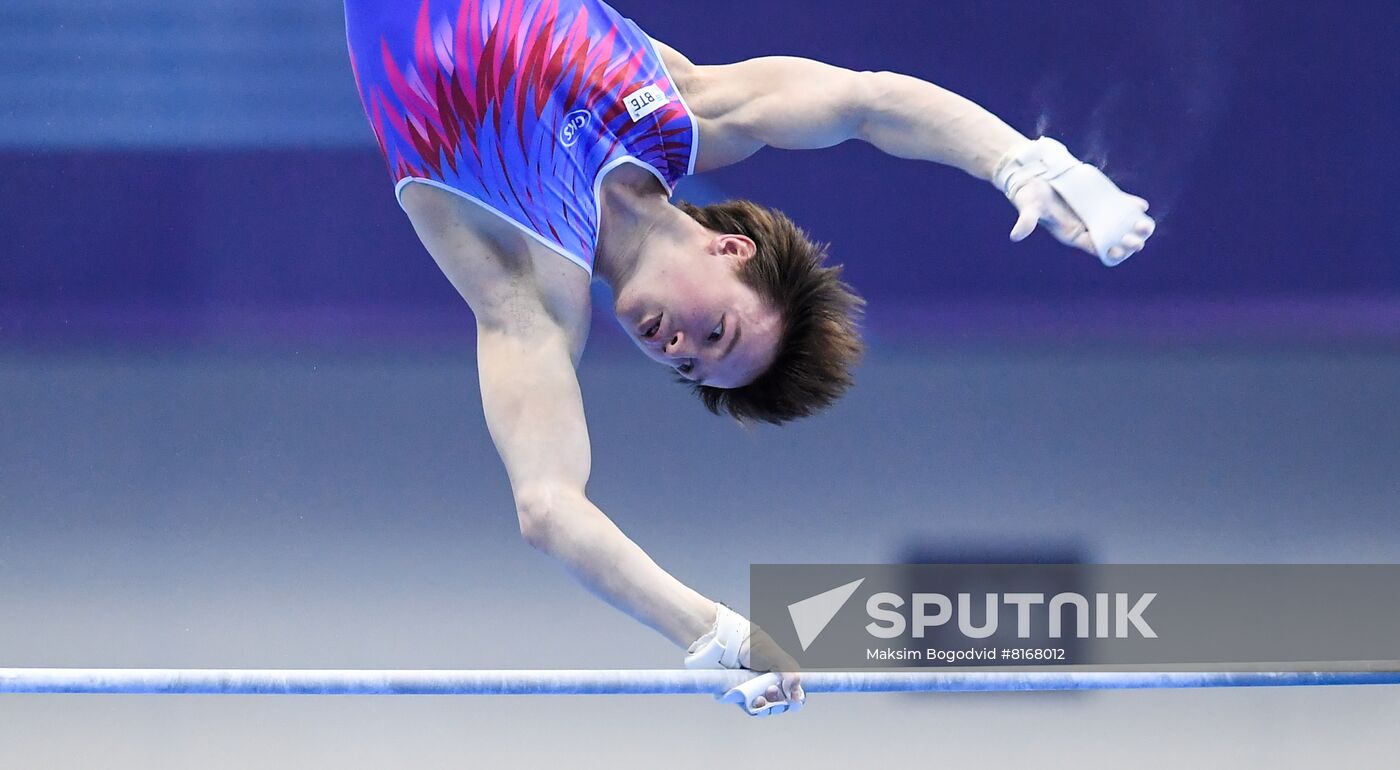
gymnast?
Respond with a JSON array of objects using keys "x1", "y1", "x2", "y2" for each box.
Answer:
[{"x1": 343, "y1": 0, "x2": 1155, "y2": 716}]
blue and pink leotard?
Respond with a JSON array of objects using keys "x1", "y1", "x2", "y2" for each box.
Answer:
[{"x1": 345, "y1": 0, "x2": 699, "y2": 273}]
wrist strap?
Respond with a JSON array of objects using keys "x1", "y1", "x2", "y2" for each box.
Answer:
[
  {"x1": 684, "y1": 603, "x2": 750, "y2": 670},
  {"x1": 992, "y1": 137, "x2": 1080, "y2": 199}
]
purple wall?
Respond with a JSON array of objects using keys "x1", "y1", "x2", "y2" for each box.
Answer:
[{"x1": 2, "y1": 0, "x2": 1396, "y2": 341}]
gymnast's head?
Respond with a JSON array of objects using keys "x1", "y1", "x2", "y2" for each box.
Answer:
[{"x1": 613, "y1": 199, "x2": 864, "y2": 424}]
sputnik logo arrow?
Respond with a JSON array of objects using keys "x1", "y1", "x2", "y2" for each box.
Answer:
[{"x1": 787, "y1": 578, "x2": 865, "y2": 651}]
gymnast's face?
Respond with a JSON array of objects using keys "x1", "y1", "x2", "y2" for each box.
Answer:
[{"x1": 614, "y1": 232, "x2": 782, "y2": 389}]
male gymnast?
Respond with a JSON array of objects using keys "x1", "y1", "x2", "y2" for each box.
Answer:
[{"x1": 344, "y1": 0, "x2": 1156, "y2": 716}]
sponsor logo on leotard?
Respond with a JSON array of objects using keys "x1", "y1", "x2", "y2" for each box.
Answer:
[{"x1": 559, "y1": 109, "x2": 592, "y2": 148}]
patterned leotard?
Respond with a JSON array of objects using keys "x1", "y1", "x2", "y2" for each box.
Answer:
[{"x1": 345, "y1": 0, "x2": 699, "y2": 273}]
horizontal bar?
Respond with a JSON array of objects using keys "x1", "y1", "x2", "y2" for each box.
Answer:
[{"x1": 2, "y1": 669, "x2": 1398, "y2": 696}]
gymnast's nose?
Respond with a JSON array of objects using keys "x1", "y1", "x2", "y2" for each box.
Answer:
[{"x1": 664, "y1": 330, "x2": 686, "y2": 355}]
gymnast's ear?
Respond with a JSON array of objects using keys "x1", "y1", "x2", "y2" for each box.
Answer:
[{"x1": 711, "y1": 233, "x2": 756, "y2": 263}]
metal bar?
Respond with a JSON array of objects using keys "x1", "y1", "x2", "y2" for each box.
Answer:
[{"x1": 2, "y1": 669, "x2": 1398, "y2": 696}]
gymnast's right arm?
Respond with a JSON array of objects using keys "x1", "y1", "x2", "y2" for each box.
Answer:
[{"x1": 474, "y1": 315, "x2": 719, "y2": 648}]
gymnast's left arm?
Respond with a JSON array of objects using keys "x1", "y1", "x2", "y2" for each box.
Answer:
[{"x1": 673, "y1": 49, "x2": 1156, "y2": 264}]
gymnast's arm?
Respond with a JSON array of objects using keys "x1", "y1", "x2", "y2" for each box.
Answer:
[
  {"x1": 660, "y1": 41, "x2": 1151, "y2": 258},
  {"x1": 475, "y1": 315, "x2": 718, "y2": 648},
  {"x1": 668, "y1": 48, "x2": 1027, "y2": 180}
]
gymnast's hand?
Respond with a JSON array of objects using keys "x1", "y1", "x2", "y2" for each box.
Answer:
[
  {"x1": 998, "y1": 137, "x2": 1157, "y2": 266},
  {"x1": 686, "y1": 604, "x2": 805, "y2": 716},
  {"x1": 741, "y1": 625, "x2": 805, "y2": 716},
  {"x1": 1009, "y1": 176, "x2": 1154, "y2": 263}
]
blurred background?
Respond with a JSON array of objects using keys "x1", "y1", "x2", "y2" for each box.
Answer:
[{"x1": 1, "y1": 1, "x2": 1397, "y2": 767}]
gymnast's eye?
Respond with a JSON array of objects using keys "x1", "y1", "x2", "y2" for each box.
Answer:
[
  {"x1": 707, "y1": 318, "x2": 724, "y2": 342},
  {"x1": 676, "y1": 360, "x2": 694, "y2": 375}
]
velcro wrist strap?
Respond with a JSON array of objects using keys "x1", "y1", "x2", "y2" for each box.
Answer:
[
  {"x1": 992, "y1": 137, "x2": 1079, "y2": 199},
  {"x1": 684, "y1": 604, "x2": 750, "y2": 670}
]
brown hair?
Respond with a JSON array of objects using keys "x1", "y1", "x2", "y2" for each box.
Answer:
[{"x1": 678, "y1": 199, "x2": 864, "y2": 425}]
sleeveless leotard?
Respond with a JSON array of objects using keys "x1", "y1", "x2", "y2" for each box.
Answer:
[{"x1": 345, "y1": 0, "x2": 699, "y2": 273}]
